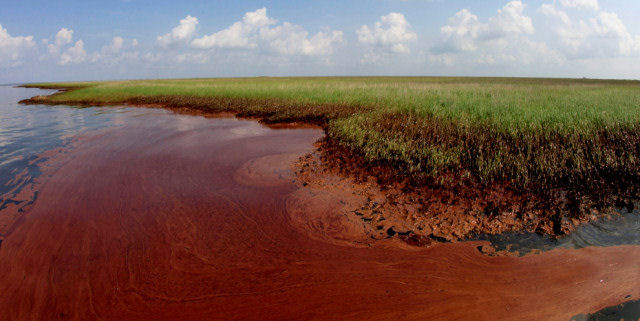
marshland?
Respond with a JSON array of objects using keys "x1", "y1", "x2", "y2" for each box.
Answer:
[
  {"x1": 4, "y1": 0, "x2": 640, "y2": 319},
  {"x1": 0, "y1": 78, "x2": 636, "y2": 320},
  {"x1": 22, "y1": 77, "x2": 640, "y2": 233}
]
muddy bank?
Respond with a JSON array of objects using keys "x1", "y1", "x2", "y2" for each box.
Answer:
[
  {"x1": 0, "y1": 108, "x2": 638, "y2": 320},
  {"x1": 294, "y1": 139, "x2": 625, "y2": 243},
  {"x1": 20, "y1": 88, "x2": 640, "y2": 241}
]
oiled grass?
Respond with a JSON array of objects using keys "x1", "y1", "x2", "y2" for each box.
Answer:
[{"x1": 21, "y1": 77, "x2": 640, "y2": 195}]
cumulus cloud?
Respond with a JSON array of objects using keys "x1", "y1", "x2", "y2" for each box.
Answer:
[
  {"x1": 259, "y1": 23, "x2": 343, "y2": 56},
  {"x1": 103, "y1": 36, "x2": 123, "y2": 55},
  {"x1": 591, "y1": 12, "x2": 640, "y2": 55},
  {"x1": 436, "y1": 9, "x2": 482, "y2": 52},
  {"x1": 487, "y1": 1, "x2": 534, "y2": 37},
  {"x1": 435, "y1": 1, "x2": 533, "y2": 54},
  {"x1": 559, "y1": 0, "x2": 599, "y2": 11},
  {"x1": 46, "y1": 28, "x2": 87, "y2": 65},
  {"x1": 157, "y1": 15, "x2": 198, "y2": 49},
  {"x1": 538, "y1": 4, "x2": 571, "y2": 25},
  {"x1": 47, "y1": 28, "x2": 73, "y2": 55},
  {"x1": 59, "y1": 40, "x2": 87, "y2": 65},
  {"x1": 191, "y1": 9, "x2": 276, "y2": 50},
  {"x1": 431, "y1": 1, "x2": 561, "y2": 66},
  {"x1": 357, "y1": 13, "x2": 417, "y2": 53},
  {"x1": 357, "y1": 13, "x2": 416, "y2": 63},
  {"x1": 46, "y1": 28, "x2": 139, "y2": 66},
  {"x1": 0, "y1": 24, "x2": 35, "y2": 67},
  {"x1": 88, "y1": 36, "x2": 140, "y2": 64},
  {"x1": 540, "y1": 3, "x2": 640, "y2": 58},
  {"x1": 191, "y1": 8, "x2": 343, "y2": 57}
]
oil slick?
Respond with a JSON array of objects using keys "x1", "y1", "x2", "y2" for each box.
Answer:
[{"x1": 0, "y1": 86, "x2": 638, "y2": 320}]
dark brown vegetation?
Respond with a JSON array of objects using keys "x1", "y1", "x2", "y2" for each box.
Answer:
[
  {"x1": 0, "y1": 110, "x2": 637, "y2": 320},
  {"x1": 296, "y1": 138, "x2": 613, "y2": 241},
  {"x1": 19, "y1": 77, "x2": 640, "y2": 235}
]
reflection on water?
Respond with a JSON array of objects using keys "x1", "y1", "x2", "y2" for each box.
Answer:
[
  {"x1": 572, "y1": 299, "x2": 640, "y2": 321},
  {"x1": 0, "y1": 85, "x2": 638, "y2": 320},
  {"x1": 2, "y1": 85, "x2": 640, "y2": 253},
  {"x1": 480, "y1": 209, "x2": 640, "y2": 320},
  {"x1": 475, "y1": 209, "x2": 640, "y2": 253},
  {"x1": 0, "y1": 86, "x2": 167, "y2": 215}
]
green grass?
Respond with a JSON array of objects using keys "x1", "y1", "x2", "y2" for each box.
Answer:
[{"x1": 22, "y1": 76, "x2": 640, "y2": 195}]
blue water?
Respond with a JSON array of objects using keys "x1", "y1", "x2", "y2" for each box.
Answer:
[
  {"x1": 0, "y1": 85, "x2": 160, "y2": 217},
  {"x1": 0, "y1": 85, "x2": 638, "y2": 320},
  {"x1": 2, "y1": 85, "x2": 640, "y2": 252}
]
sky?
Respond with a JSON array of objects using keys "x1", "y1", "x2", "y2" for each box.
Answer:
[{"x1": 1, "y1": 0, "x2": 640, "y2": 83}]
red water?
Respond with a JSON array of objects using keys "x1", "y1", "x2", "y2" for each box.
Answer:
[{"x1": 0, "y1": 111, "x2": 637, "y2": 321}]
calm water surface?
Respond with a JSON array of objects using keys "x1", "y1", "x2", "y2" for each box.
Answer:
[
  {"x1": 0, "y1": 86, "x2": 640, "y2": 252},
  {"x1": 475, "y1": 209, "x2": 640, "y2": 253},
  {"x1": 0, "y1": 85, "x2": 170, "y2": 215},
  {"x1": 1, "y1": 85, "x2": 640, "y2": 251},
  {"x1": 0, "y1": 85, "x2": 638, "y2": 320}
]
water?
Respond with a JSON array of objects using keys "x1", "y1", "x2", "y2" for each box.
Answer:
[
  {"x1": 475, "y1": 209, "x2": 640, "y2": 254},
  {"x1": 2, "y1": 85, "x2": 640, "y2": 251},
  {"x1": 572, "y1": 299, "x2": 640, "y2": 321},
  {"x1": 0, "y1": 85, "x2": 167, "y2": 216},
  {"x1": 0, "y1": 86, "x2": 638, "y2": 320}
]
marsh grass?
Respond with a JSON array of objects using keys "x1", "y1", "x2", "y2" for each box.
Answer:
[{"x1": 22, "y1": 77, "x2": 640, "y2": 200}]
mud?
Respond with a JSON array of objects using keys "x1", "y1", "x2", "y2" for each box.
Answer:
[
  {"x1": 294, "y1": 139, "x2": 615, "y2": 242},
  {"x1": 20, "y1": 88, "x2": 631, "y2": 242},
  {"x1": 0, "y1": 109, "x2": 637, "y2": 320}
]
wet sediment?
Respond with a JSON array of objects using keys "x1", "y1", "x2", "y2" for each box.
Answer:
[
  {"x1": 19, "y1": 89, "x2": 639, "y2": 241},
  {"x1": 0, "y1": 108, "x2": 637, "y2": 320},
  {"x1": 294, "y1": 139, "x2": 625, "y2": 244}
]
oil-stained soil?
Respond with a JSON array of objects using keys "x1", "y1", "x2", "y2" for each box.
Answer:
[{"x1": 0, "y1": 111, "x2": 638, "y2": 321}]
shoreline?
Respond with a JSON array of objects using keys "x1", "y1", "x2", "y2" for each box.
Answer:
[
  {"x1": 2, "y1": 86, "x2": 638, "y2": 319},
  {"x1": 294, "y1": 139, "x2": 610, "y2": 245},
  {"x1": 18, "y1": 83, "x2": 639, "y2": 241}
]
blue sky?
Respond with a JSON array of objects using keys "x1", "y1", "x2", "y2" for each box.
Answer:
[{"x1": 1, "y1": 0, "x2": 640, "y2": 82}]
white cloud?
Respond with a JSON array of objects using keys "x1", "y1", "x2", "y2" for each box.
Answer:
[
  {"x1": 559, "y1": 0, "x2": 599, "y2": 11},
  {"x1": 436, "y1": 1, "x2": 533, "y2": 54},
  {"x1": 0, "y1": 24, "x2": 35, "y2": 67},
  {"x1": 103, "y1": 36, "x2": 123, "y2": 55},
  {"x1": 592, "y1": 12, "x2": 640, "y2": 56},
  {"x1": 487, "y1": 1, "x2": 534, "y2": 37},
  {"x1": 92, "y1": 36, "x2": 141, "y2": 65},
  {"x1": 357, "y1": 12, "x2": 416, "y2": 63},
  {"x1": 48, "y1": 28, "x2": 73, "y2": 55},
  {"x1": 191, "y1": 8, "x2": 343, "y2": 57},
  {"x1": 46, "y1": 28, "x2": 87, "y2": 65},
  {"x1": 46, "y1": 28, "x2": 139, "y2": 66},
  {"x1": 431, "y1": 1, "x2": 562, "y2": 66},
  {"x1": 192, "y1": 9, "x2": 275, "y2": 50},
  {"x1": 540, "y1": 4, "x2": 640, "y2": 58},
  {"x1": 5, "y1": 2, "x2": 640, "y2": 81},
  {"x1": 437, "y1": 9, "x2": 482, "y2": 52},
  {"x1": 46, "y1": 29, "x2": 70, "y2": 59},
  {"x1": 357, "y1": 13, "x2": 416, "y2": 53},
  {"x1": 259, "y1": 23, "x2": 343, "y2": 56},
  {"x1": 59, "y1": 40, "x2": 87, "y2": 65},
  {"x1": 157, "y1": 15, "x2": 198, "y2": 49},
  {"x1": 538, "y1": 4, "x2": 571, "y2": 25},
  {"x1": 539, "y1": 5, "x2": 589, "y2": 51}
]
